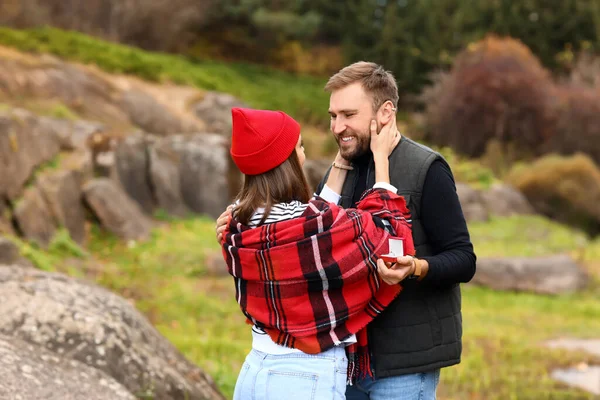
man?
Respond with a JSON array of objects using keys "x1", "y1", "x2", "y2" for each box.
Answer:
[
  {"x1": 217, "y1": 61, "x2": 476, "y2": 399},
  {"x1": 319, "y1": 61, "x2": 476, "y2": 399}
]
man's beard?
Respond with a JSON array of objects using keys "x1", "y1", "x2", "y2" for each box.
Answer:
[{"x1": 337, "y1": 128, "x2": 371, "y2": 161}]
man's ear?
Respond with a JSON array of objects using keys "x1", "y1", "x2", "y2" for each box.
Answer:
[{"x1": 377, "y1": 100, "x2": 396, "y2": 125}]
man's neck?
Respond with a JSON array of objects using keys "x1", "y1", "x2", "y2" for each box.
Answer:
[{"x1": 353, "y1": 150, "x2": 373, "y2": 167}]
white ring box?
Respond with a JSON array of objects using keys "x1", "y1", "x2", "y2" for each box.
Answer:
[{"x1": 380, "y1": 238, "x2": 404, "y2": 263}]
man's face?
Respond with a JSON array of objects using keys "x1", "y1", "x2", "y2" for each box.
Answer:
[{"x1": 328, "y1": 82, "x2": 376, "y2": 161}]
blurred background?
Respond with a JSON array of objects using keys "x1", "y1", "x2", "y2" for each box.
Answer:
[{"x1": 0, "y1": 1, "x2": 599, "y2": 399}]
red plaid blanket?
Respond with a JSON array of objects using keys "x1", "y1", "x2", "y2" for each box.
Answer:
[{"x1": 221, "y1": 188, "x2": 414, "y2": 382}]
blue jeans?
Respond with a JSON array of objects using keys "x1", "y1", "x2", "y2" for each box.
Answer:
[
  {"x1": 233, "y1": 346, "x2": 348, "y2": 400},
  {"x1": 346, "y1": 370, "x2": 440, "y2": 400}
]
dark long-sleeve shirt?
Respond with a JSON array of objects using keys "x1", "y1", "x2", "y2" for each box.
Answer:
[{"x1": 418, "y1": 159, "x2": 476, "y2": 285}]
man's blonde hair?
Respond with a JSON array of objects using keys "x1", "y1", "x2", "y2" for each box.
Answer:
[{"x1": 325, "y1": 61, "x2": 399, "y2": 111}]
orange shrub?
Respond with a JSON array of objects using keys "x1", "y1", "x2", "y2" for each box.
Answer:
[
  {"x1": 423, "y1": 35, "x2": 556, "y2": 158},
  {"x1": 506, "y1": 154, "x2": 600, "y2": 236}
]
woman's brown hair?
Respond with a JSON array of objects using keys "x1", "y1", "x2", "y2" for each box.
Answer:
[{"x1": 234, "y1": 150, "x2": 311, "y2": 226}]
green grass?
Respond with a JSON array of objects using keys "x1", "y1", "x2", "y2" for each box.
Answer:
[
  {"x1": 469, "y1": 215, "x2": 589, "y2": 259},
  {"x1": 445, "y1": 285, "x2": 600, "y2": 400},
  {"x1": 11, "y1": 211, "x2": 600, "y2": 399},
  {"x1": 46, "y1": 103, "x2": 79, "y2": 120},
  {"x1": 0, "y1": 26, "x2": 329, "y2": 125},
  {"x1": 10, "y1": 228, "x2": 88, "y2": 271}
]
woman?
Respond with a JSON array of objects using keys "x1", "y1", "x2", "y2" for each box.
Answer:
[{"x1": 221, "y1": 107, "x2": 414, "y2": 400}]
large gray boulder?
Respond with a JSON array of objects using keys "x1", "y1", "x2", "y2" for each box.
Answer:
[
  {"x1": 456, "y1": 182, "x2": 533, "y2": 223},
  {"x1": 121, "y1": 89, "x2": 202, "y2": 135},
  {"x1": 83, "y1": 178, "x2": 153, "y2": 241},
  {"x1": 38, "y1": 170, "x2": 87, "y2": 244},
  {"x1": 0, "y1": 334, "x2": 135, "y2": 400},
  {"x1": 480, "y1": 183, "x2": 534, "y2": 217},
  {"x1": 149, "y1": 133, "x2": 236, "y2": 219},
  {"x1": 40, "y1": 117, "x2": 105, "y2": 151},
  {"x1": 179, "y1": 134, "x2": 231, "y2": 219},
  {"x1": 114, "y1": 133, "x2": 157, "y2": 214},
  {"x1": 456, "y1": 183, "x2": 489, "y2": 222},
  {"x1": 0, "y1": 109, "x2": 62, "y2": 201},
  {"x1": 193, "y1": 92, "x2": 248, "y2": 136},
  {"x1": 13, "y1": 186, "x2": 57, "y2": 248},
  {"x1": 471, "y1": 254, "x2": 588, "y2": 295},
  {"x1": 0, "y1": 264, "x2": 225, "y2": 400},
  {"x1": 0, "y1": 198, "x2": 14, "y2": 235},
  {"x1": 149, "y1": 136, "x2": 192, "y2": 217},
  {"x1": 0, "y1": 56, "x2": 128, "y2": 124},
  {"x1": 0, "y1": 238, "x2": 19, "y2": 265}
]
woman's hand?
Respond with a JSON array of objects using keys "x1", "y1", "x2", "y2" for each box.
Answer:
[
  {"x1": 369, "y1": 117, "x2": 398, "y2": 159},
  {"x1": 333, "y1": 150, "x2": 350, "y2": 166},
  {"x1": 215, "y1": 205, "x2": 233, "y2": 242},
  {"x1": 325, "y1": 151, "x2": 350, "y2": 195}
]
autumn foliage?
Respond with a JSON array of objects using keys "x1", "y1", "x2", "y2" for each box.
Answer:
[{"x1": 424, "y1": 36, "x2": 557, "y2": 158}]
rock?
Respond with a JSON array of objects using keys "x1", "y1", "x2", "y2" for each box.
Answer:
[
  {"x1": 551, "y1": 366, "x2": 600, "y2": 395},
  {"x1": 546, "y1": 339, "x2": 600, "y2": 395},
  {"x1": 121, "y1": 89, "x2": 201, "y2": 135},
  {"x1": 193, "y1": 92, "x2": 248, "y2": 136},
  {"x1": 95, "y1": 150, "x2": 116, "y2": 178},
  {"x1": 456, "y1": 183, "x2": 533, "y2": 222},
  {"x1": 61, "y1": 150, "x2": 95, "y2": 184},
  {"x1": 0, "y1": 56, "x2": 128, "y2": 124},
  {"x1": 119, "y1": 133, "x2": 238, "y2": 218},
  {"x1": 149, "y1": 136, "x2": 192, "y2": 217},
  {"x1": 114, "y1": 134, "x2": 157, "y2": 214},
  {"x1": 37, "y1": 170, "x2": 87, "y2": 244},
  {"x1": 13, "y1": 186, "x2": 57, "y2": 248},
  {"x1": 303, "y1": 159, "x2": 330, "y2": 193},
  {"x1": 545, "y1": 339, "x2": 600, "y2": 357},
  {"x1": 0, "y1": 265, "x2": 225, "y2": 400},
  {"x1": 456, "y1": 183, "x2": 489, "y2": 222},
  {"x1": 0, "y1": 334, "x2": 135, "y2": 400},
  {"x1": 0, "y1": 238, "x2": 19, "y2": 265},
  {"x1": 149, "y1": 134, "x2": 238, "y2": 219},
  {"x1": 83, "y1": 178, "x2": 152, "y2": 241},
  {"x1": 0, "y1": 198, "x2": 14, "y2": 235},
  {"x1": 40, "y1": 117, "x2": 106, "y2": 151},
  {"x1": 471, "y1": 254, "x2": 588, "y2": 295},
  {"x1": 179, "y1": 134, "x2": 233, "y2": 219},
  {"x1": 0, "y1": 109, "x2": 62, "y2": 201},
  {"x1": 481, "y1": 183, "x2": 534, "y2": 217}
]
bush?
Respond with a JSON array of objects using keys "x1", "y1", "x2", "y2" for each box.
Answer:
[
  {"x1": 423, "y1": 36, "x2": 557, "y2": 158},
  {"x1": 548, "y1": 85, "x2": 600, "y2": 164},
  {"x1": 506, "y1": 154, "x2": 600, "y2": 236}
]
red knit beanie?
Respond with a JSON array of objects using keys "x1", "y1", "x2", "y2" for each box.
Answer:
[{"x1": 230, "y1": 107, "x2": 301, "y2": 175}]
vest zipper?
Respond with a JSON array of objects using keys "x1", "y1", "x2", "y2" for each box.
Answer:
[{"x1": 368, "y1": 325, "x2": 376, "y2": 377}]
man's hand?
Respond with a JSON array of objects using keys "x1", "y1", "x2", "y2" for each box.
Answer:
[
  {"x1": 376, "y1": 256, "x2": 417, "y2": 285},
  {"x1": 215, "y1": 205, "x2": 233, "y2": 242}
]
